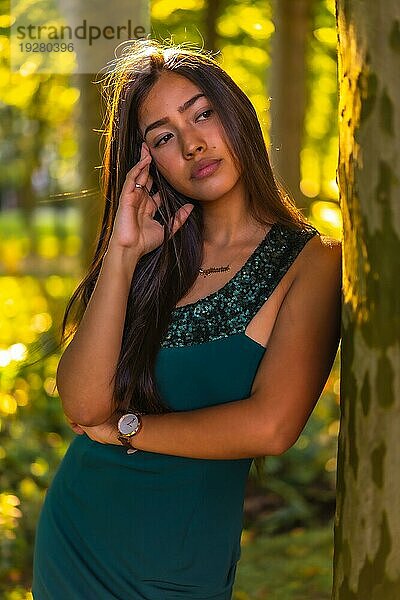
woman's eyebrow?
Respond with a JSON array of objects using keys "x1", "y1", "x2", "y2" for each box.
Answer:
[{"x1": 143, "y1": 93, "x2": 206, "y2": 139}]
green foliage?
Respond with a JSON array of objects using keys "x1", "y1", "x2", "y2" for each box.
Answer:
[
  {"x1": 0, "y1": 4, "x2": 80, "y2": 207},
  {"x1": 233, "y1": 524, "x2": 333, "y2": 599},
  {"x1": 302, "y1": 0, "x2": 340, "y2": 205},
  {"x1": 0, "y1": 206, "x2": 82, "y2": 274},
  {"x1": 151, "y1": 0, "x2": 274, "y2": 140},
  {"x1": 0, "y1": 233, "x2": 79, "y2": 593}
]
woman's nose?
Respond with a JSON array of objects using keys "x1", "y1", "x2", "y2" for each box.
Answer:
[
  {"x1": 180, "y1": 127, "x2": 207, "y2": 158},
  {"x1": 183, "y1": 139, "x2": 206, "y2": 158}
]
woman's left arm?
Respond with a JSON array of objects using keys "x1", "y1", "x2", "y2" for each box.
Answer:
[{"x1": 81, "y1": 236, "x2": 342, "y2": 459}]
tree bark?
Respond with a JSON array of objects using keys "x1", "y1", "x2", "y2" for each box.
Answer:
[
  {"x1": 72, "y1": 73, "x2": 103, "y2": 270},
  {"x1": 204, "y1": 0, "x2": 222, "y2": 53},
  {"x1": 333, "y1": 1, "x2": 400, "y2": 597},
  {"x1": 269, "y1": 0, "x2": 314, "y2": 213}
]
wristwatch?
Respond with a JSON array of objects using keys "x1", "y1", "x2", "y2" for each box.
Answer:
[{"x1": 117, "y1": 413, "x2": 143, "y2": 454}]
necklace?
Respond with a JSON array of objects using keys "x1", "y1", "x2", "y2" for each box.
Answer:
[
  {"x1": 198, "y1": 264, "x2": 231, "y2": 278},
  {"x1": 197, "y1": 225, "x2": 271, "y2": 278}
]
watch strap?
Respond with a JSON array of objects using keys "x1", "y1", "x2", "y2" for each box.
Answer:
[{"x1": 117, "y1": 435, "x2": 134, "y2": 447}]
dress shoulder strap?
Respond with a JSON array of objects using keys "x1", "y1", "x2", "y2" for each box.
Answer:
[{"x1": 160, "y1": 222, "x2": 320, "y2": 349}]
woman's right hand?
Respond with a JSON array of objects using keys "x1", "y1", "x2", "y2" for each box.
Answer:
[{"x1": 109, "y1": 141, "x2": 194, "y2": 258}]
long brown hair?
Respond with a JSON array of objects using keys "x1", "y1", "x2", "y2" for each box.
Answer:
[{"x1": 33, "y1": 39, "x2": 312, "y2": 481}]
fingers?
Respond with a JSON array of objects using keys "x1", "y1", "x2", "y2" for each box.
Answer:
[
  {"x1": 121, "y1": 141, "x2": 156, "y2": 200},
  {"x1": 120, "y1": 154, "x2": 152, "y2": 198},
  {"x1": 141, "y1": 144, "x2": 163, "y2": 212},
  {"x1": 135, "y1": 143, "x2": 164, "y2": 218},
  {"x1": 141, "y1": 143, "x2": 154, "y2": 192},
  {"x1": 135, "y1": 143, "x2": 153, "y2": 191},
  {"x1": 141, "y1": 141, "x2": 150, "y2": 160}
]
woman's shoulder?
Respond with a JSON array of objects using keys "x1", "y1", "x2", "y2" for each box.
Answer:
[
  {"x1": 295, "y1": 226, "x2": 342, "y2": 279},
  {"x1": 279, "y1": 222, "x2": 342, "y2": 281}
]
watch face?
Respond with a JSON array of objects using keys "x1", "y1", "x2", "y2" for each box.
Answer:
[{"x1": 118, "y1": 413, "x2": 139, "y2": 435}]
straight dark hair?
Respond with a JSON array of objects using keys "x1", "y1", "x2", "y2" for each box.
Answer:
[{"x1": 37, "y1": 39, "x2": 312, "y2": 481}]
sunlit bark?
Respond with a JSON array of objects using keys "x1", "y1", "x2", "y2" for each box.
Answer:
[{"x1": 333, "y1": 1, "x2": 400, "y2": 597}]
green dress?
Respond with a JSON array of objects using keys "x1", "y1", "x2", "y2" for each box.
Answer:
[{"x1": 32, "y1": 221, "x2": 319, "y2": 599}]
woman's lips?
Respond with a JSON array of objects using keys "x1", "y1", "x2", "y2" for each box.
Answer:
[{"x1": 191, "y1": 159, "x2": 222, "y2": 180}]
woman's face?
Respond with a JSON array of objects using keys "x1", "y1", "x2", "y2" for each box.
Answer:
[{"x1": 137, "y1": 71, "x2": 242, "y2": 202}]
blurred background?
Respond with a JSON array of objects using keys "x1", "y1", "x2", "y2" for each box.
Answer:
[{"x1": 0, "y1": 0, "x2": 341, "y2": 598}]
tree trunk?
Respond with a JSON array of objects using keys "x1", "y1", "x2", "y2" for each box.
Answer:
[
  {"x1": 72, "y1": 73, "x2": 103, "y2": 270},
  {"x1": 333, "y1": 1, "x2": 400, "y2": 597},
  {"x1": 269, "y1": 0, "x2": 314, "y2": 213},
  {"x1": 204, "y1": 0, "x2": 222, "y2": 53}
]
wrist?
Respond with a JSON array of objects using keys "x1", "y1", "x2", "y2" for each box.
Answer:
[
  {"x1": 106, "y1": 240, "x2": 142, "y2": 264},
  {"x1": 103, "y1": 242, "x2": 142, "y2": 282}
]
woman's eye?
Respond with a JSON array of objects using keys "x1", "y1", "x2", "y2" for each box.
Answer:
[
  {"x1": 154, "y1": 133, "x2": 173, "y2": 147},
  {"x1": 154, "y1": 110, "x2": 214, "y2": 147},
  {"x1": 197, "y1": 109, "x2": 213, "y2": 121}
]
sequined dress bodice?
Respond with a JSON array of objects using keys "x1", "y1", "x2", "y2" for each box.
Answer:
[{"x1": 160, "y1": 221, "x2": 319, "y2": 348}]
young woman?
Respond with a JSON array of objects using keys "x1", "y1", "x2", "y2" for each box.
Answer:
[{"x1": 32, "y1": 39, "x2": 342, "y2": 599}]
